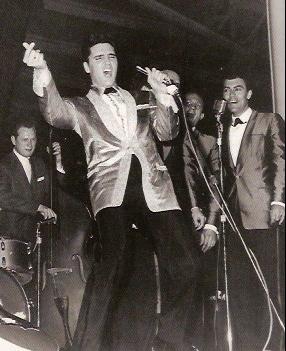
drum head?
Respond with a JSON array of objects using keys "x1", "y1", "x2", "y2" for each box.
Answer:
[
  {"x1": 0, "y1": 238, "x2": 33, "y2": 285},
  {"x1": 0, "y1": 325, "x2": 59, "y2": 351},
  {"x1": 0, "y1": 268, "x2": 30, "y2": 322}
]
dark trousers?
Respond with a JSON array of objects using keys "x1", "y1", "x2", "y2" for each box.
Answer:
[
  {"x1": 72, "y1": 156, "x2": 196, "y2": 351},
  {"x1": 227, "y1": 224, "x2": 284, "y2": 351}
]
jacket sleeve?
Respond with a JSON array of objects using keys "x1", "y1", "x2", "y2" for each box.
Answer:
[
  {"x1": 0, "y1": 164, "x2": 40, "y2": 215},
  {"x1": 183, "y1": 136, "x2": 220, "y2": 226},
  {"x1": 207, "y1": 141, "x2": 221, "y2": 225},
  {"x1": 269, "y1": 113, "x2": 285, "y2": 203},
  {"x1": 183, "y1": 137, "x2": 199, "y2": 209},
  {"x1": 38, "y1": 78, "x2": 78, "y2": 130},
  {"x1": 149, "y1": 93, "x2": 179, "y2": 141}
]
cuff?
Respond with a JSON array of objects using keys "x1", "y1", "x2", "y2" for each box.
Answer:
[
  {"x1": 204, "y1": 224, "x2": 219, "y2": 235},
  {"x1": 271, "y1": 201, "x2": 285, "y2": 208},
  {"x1": 33, "y1": 67, "x2": 52, "y2": 97},
  {"x1": 56, "y1": 165, "x2": 65, "y2": 174},
  {"x1": 191, "y1": 206, "x2": 201, "y2": 212},
  {"x1": 155, "y1": 93, "x2": 178, "y2": 113}
]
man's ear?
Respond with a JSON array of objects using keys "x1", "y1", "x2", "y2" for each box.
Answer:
[
  {"x1": 247, "y1": 90, "x2": 253, "y2": 100},
  {"x1": 11, "y1": 136, "x2": 16, "y2": 146},
  {"x1": 83, "y1": 62, "x2": 90, "y2": 74}
]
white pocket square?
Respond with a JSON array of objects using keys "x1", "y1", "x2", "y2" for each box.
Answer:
[{"x1": 37, "y1": 176, "x2": 45, "y2": 182}]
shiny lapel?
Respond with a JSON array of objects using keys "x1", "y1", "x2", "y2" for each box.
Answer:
[
  {"x1": 86, "y1": 89, "x2": 125, "y2": 140},
  {"x1": 119, "y1": 88, "x2": 137, "y2": 141},
  {"x1": 235, "y1": 110, "x2": 258, "y2": 174}
]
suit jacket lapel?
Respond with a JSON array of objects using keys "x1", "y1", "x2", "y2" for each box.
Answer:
[
  {"x1": 86, "y1": 90, "x2": 125, "y2": 140},
  {"x1": 120, "y1": 88, "x2": 137, "y2": 140},
  {"x1": 236, "y1": 110, "x2": 258, "y2": 174},
  {"x1": 11, "y1": 153, "x2": 32, "y2": 194},
  {"x1": 224, "y1": 119, "x2": 235, "y2": 170},
  {"x1": 86, "y1": 88, "x2": 137, "y2": 141}
]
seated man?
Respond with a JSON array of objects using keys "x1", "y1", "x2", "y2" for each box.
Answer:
[{"x1": 0, "y1": 119, "x2": 57, "y2": 244}]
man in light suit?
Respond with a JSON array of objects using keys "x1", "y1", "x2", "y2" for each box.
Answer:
[
  {"x1": 0, "y1": 119, "x2": 57, "y2": 243},
  {"x1": 22, "y1": 34, "x2": 195, "y2": 351},
  {"x1": 222, "y1": 70, "x2": 285, "y2": 350}
]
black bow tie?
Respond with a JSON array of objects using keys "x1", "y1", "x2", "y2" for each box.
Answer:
[
  {"x1": 232, "y1": 118, "x2": 246, "y2": 127},
  {"x1": 103, "y1": 87, "x2": 117, "y2": 94},
  {"x1": 91, "y1": 86, "x2": 118, "y2": 95}
]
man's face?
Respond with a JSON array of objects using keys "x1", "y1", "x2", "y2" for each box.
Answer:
[
  {"x1": 184, "y1": 93, "x2": 204, "y2": 127},
  {"x1": 223, "y1": 77, "x2": 252, "y2": 117},
  {"x1": 83, "y1": 43, "x2": 118, "y2": 89},
  {"x1": 11, "y1": 127, "x2": 37, "y2": 158}
]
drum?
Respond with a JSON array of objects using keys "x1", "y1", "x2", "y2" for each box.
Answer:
[
  {"x1": 0, "y1": 268, "x2": 30, "y2": 323},
  {"x1": 0, "y1": 237, "x2": 33, "y2": 285},
  {"x1": 0, "y1": 325, "x2": 59, "y2": 351}
]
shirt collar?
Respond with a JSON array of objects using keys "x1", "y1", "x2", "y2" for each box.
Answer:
[
  {"x1": 13, "y1": 148, "x2": 30, "y2": 164},
  {"x1": 232, "y1": 107, "x2": 252, "y2": 123},
  {"x1": 90, "y1": 85, "x2": 119, "y2": 96}
]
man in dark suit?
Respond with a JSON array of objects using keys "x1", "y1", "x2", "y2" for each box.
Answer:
[
  {"x1": 22, "y1": 35, "x2": 195, "y2": 351},
  {"x1": 0, "y1": 119, "x2": 57, "y2": 243},
  {"x1": 222, "y1": 70, "x2": 285, "y2": 350},
  {"x1": 183, "y1": 92, "x2": 221, "y2": 350},
  {"x1": 183, "y1": 92, "x2": 220, "y2": 252}
]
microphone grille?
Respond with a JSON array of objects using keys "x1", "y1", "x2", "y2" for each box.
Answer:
[{"x1": 213, "y1": 99, "x2": 227, "y2": 114}]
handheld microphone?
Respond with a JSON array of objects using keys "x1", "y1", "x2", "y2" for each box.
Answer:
[
  {"x1": 136, "y1": 66, "x2": 179, "y2": 96},
  {"x1": 35, "y1": 212, "x2": 56, "y2": 224},
  {"x1": 213, "y1": 99, "x2": 227, "y2": 115}
]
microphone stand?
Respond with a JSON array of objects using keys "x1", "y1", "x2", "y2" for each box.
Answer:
[{"x1": 214, "y1": 112, "x2": 233, "y2": 351}]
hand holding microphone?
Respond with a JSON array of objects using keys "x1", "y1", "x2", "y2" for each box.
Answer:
[{"x1": 136, "y1": 66, "x2": 179, "y2": 96}]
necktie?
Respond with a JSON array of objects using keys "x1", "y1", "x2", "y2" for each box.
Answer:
[{"x1": 233, "y1": 118, "x2": 246, "y2": 127}]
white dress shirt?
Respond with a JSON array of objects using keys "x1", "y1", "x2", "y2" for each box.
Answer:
[
  {"x1": 228, "y1": 108, "x2": 284, "y2": 208},
  {"x1": 13, "y1": 149, "x2": 32, "y2": 183},
  {"x1": 229, "y1": 107, "x2": 252, "y2": 166}
]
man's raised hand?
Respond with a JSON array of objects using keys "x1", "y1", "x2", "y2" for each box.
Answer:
[{"x1": 22, "y1": 42, "x2": 47, "y2": 70}]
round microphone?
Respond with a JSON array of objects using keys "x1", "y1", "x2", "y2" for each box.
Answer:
[{"x1": 213, "y1": 99, "x2": 227, "y2": 115}]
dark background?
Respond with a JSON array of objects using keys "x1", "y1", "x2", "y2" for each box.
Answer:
[{"x1": 0, "y1": 0, "x2": 272, "y2": 160}]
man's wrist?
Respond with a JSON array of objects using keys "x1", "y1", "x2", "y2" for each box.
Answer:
[
  {"x1": 191, "y1": 206, "x2": 202, "y2": 213},
  {"x1": 204, "y1": 224, "x2": 219, "y2": 236},
  {"x1": 33, "y1": 67, "x2": 52, "y2": 97},
  {"x1": 155, "y1": 93, "x2": 178, "y2": 113}
]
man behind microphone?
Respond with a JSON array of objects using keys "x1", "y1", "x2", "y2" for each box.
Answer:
[
  {"x1": 22, "y1": 34, "x2": 196, "y2": 351},
  {"x1": 222, "y1": 68, "x2": 285, "y2": 350},
  {"x1": 182, "y1": 92, "x2": 221, "y2": 349}
]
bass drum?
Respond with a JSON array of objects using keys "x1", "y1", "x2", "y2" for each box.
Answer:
[
  {"x1": 0, "y1": 268, "x2": 30, "y2": 322},
  {"x1": 0, "y1": 325, "x2": 59, "y2": 351},
  {"x1": 0, "y1": 237, "x2": 33, "y2": 285}
]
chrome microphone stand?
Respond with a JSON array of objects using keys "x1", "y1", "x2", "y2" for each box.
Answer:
[
  {"x1": 34, "y1": 217, "x2": 55, "y2": 328},
  {"x1": 213, "y1": 100, "x2": 233, "y2": 351},
  {"x1": 35, "y1": 221, "x2": 43, "y2": 328}
]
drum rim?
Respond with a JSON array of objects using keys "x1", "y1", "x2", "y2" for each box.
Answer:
[
  {"x1": 0, "y1": 237, "x2": 30, "y2": 245},
  {"x1": 0, "y1": 324, "x2": 60, "y2": 351},
  {"x1": 0, "y1": 268, "x2": 31, "y2": 322}
]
